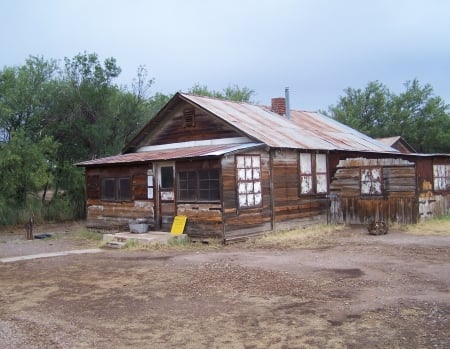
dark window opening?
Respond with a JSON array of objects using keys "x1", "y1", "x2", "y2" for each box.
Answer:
[
  {"x1": 160, "y1": 166, "x2": 174, "y2": 189},
  {"x1": 101, "y1": 177, "x2": 131, "y2": 201},
  {"x1": 178, "y1": 169, "x2": 220, "y2": 202}
]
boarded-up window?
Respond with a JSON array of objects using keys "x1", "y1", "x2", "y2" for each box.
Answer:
[
  {"x1": 178, "y1": 169, "x2": 219, "y2": 201},
  {"x1": 361, "y1": 168, "x2": 382, "y2": 195},
  {"x1": 101, "y1": 177, "x2": 131, "y2": 201},
  {"x1": 433, "y1": 164, "x2": 450, "y2": 192},
  {"x1": 299, "y1": 152, "x2": 328, "y2": 195},
  {"x1": 236, "y1": 155, "x2": 262, "y2": 208}
]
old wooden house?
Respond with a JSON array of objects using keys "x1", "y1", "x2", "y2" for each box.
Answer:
[{"x1": 77, "y1": 92, "x2": 450, "y2": 241}]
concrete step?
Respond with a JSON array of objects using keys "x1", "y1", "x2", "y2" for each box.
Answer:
[{"x1": 105, "y1": 241, "x2": 126, "y2": 249}]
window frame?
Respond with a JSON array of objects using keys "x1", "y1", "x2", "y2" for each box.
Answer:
[
  {"x1": 177, "y1": 169, "x2": 220, "y2": 202},
  {"x1": 433, "y1": 164, "x2": 450, "y2": 193},
  {"x1": 100, "y1": 176, "x2": 132, "y2": 202},
  {"x1": 298, "y1": 152, "x2": 329, "y2": 196},
  {"x1": 236, "y1": 154, "x2": 262, "y2": 209},
  {"x1": 360, "y1": 167, "x2": 383, "y2": 196}
]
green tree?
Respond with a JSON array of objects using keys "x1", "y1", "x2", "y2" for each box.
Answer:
[
  {"x1": 326, "y1": 79, "x2": 450, "y2": 153},
  {"x1": 0, "y1": 56, "x2": 58, "y2": 141},
  {"x1": 188, "y1": 83, "x2": 255, "y2": 102},
  {"x1": 0, "y1": 131, "x2": 57, "y2": 224}
]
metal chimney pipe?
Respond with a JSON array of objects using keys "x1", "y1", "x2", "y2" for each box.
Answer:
[{"x1": 285, "y1": 87, "x2": 290, "y2": 119}]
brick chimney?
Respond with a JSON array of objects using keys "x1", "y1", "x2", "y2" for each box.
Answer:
[{"x1": 271, "y1": 97, "x2": 286, "y2": 116}]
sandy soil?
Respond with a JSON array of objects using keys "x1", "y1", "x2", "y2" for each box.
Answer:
[{"x1": 0, "y1": 223, "x2": 449, "y2": 348}]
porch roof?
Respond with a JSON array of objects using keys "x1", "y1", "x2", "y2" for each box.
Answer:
[{"x1": 76, "y1": 142, "x2": 263, "y2": 167}]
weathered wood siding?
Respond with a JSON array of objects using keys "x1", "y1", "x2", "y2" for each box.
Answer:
[
  {"x1": 330, "y1": 157, "x2": 418, "y2": 224},
  {"x1": 145, "y1": 102, "x2": 243, "y2": 146},
  {"x1": 272, "y1": 149, "x2": 328, "y2": 230},
  {"x1": 85, "y1": 165, "x2": 153, "y2": 230},
  {"x1": 416, "y1": 157, "x2": 450, "y2": 219},
  {"x1": 175, "y1": 159, "x2": 223, "y2": 239},
  {"x1": 222, "y1": 149, "x2": 272, "y2": 241}
]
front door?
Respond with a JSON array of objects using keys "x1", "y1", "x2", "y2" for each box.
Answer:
[{"x1": 154, "y1": 162, "x2": 175, "y2": 230}]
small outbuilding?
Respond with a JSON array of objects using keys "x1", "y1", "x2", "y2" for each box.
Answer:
[{"x1": 77, "y1": 93, "x2": 450, "y2": 241}]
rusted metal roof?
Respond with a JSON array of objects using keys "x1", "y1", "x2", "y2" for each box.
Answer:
[
  {"x1": 77, "y1": 142, "x2": 262, "y2": 167},
  {"x1": 181, "y1": 93, "x2": 398, "y2": 153},
  {"x1": 377, "y1": 136, "x2": 417, "y2": 154}
]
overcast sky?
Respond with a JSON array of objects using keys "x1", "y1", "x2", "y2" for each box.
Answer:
[{"x1": 1, "y1": 0, "x2": 449, "y2": 111}]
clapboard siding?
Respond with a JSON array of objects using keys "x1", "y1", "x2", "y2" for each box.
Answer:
[
  {"x1": 272, "y1": 149, "x2": 328, "y2": 229},
  {"x1": 146, "y1": 102, "x2": 243, "y2": 146},
  {"x1": 330, "y1": 157, "x2": 418, "y2": 224},
  {"x1": 85, "y1": 165, "x2": 153, "y2": 230},
  {"x1": 222, "y1": 149, "x2": 273, "y2": 241}
]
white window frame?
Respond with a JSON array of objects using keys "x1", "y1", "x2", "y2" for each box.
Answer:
[
  {"x1": 236, "y1": 155, "x2": 262, "y2": 209},
  {"x1": 299, "y1": 152, "x2": 328, "y2": 195},
  {"x1": 433, "y1": 164, "x2": 450, "y2": 192},
  {"x1": 360, "y1": 167, "x2": 383, "y2": 196}
]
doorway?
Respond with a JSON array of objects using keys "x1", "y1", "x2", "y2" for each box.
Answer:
[{"x1": 154, "y1": 162, "x2": 175, "y2": 230}]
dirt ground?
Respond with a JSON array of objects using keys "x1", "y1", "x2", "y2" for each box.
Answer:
[{"x1": 0, "y1": 222, "x2": 449, "y2": 349}]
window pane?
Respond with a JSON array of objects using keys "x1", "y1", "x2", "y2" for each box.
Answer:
[
  {"x1": 316, "y1": 153, "x2": 327, "y2": 173},
  {"x1": 236, "y1": 156, "x2": 245, "y2": 168},
  {"x1": 316, "y1": 174, "x2": 328, "y2": 193},
  {"x1": 160, "y1": 166, "x2": 174, "y2": 189},
  {"x1": 244, "y1": 156, "x2": 252, "y2": 168},
  {"x1": 300, "y1": 153, "x2": 312, "y2": 174},
  {"x1": 239, "y1": 194, "x2": 247, "y2": 207},
  {"x1": 254, "y1": 193, "x2": 262, "y2": 205},
  {"x1": 198, "y1": 169, "x2": 219, "y2": 201},
  {"x1": 252, "y1": 156, "x2": 260, "y2": 167},
  {"x1": 118, "y1": 178, "x2": 131, "y2": 200},
  {"x1": 238, "y1": 182, "x2": 247, "y2": 194},
  {"x1": 301, "y1": 175, "x2": 313, "y2": 194},
  {"x1": 179, "y1": 171, "x2": 197, "y2": 201},
  {"x1": 254, "y1": 181, "x2": 261, "y2": 194},
  {"x1": 102, "y1": 178, "x2": 115, "y2": 200}
]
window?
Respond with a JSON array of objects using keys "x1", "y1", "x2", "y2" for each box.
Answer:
[
  {"x1": 236, "y1": 155, "x2": 262, "y2": 208},
  {"x1": 299, "y1": 152, "x2": 328, "y2": 195},
  {"x1": 101, "y1": 177, "x2": 131, "y2": 201},
  {"x1": 434, "y1": 164, "x2": 450, "y2": 192},
  {"x1": 160, "y1": 166, "x2": 174, "y2": 190},
  {"x1": 178, "y1": 169, "x2": 219, "y2": 201},
  {"x1": 360, "y1": 167, "x2": 382, "y2": 195}
]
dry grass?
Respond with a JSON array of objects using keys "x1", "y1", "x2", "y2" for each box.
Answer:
[
  {"x1": 398, "y1": 214, "x2": 450, "y2": 236},
  {"x1": 246, "y1": 224, "x2": 347, "y2": 249}
]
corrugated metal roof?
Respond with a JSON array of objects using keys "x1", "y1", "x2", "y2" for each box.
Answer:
[
  {"x1": 181, "y1": 93, "x2": 398, "y2": 153},
  {"x1": 77, "y1": 142, "x2": 262, "y2": 167}
]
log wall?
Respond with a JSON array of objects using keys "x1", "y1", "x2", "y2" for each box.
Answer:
[
  {"x1": 330, "y1": 157, "x2": 418, "y2": 224},
  {"x1": 84, "y1": 164, "x2": 153, "y2": 230}
]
